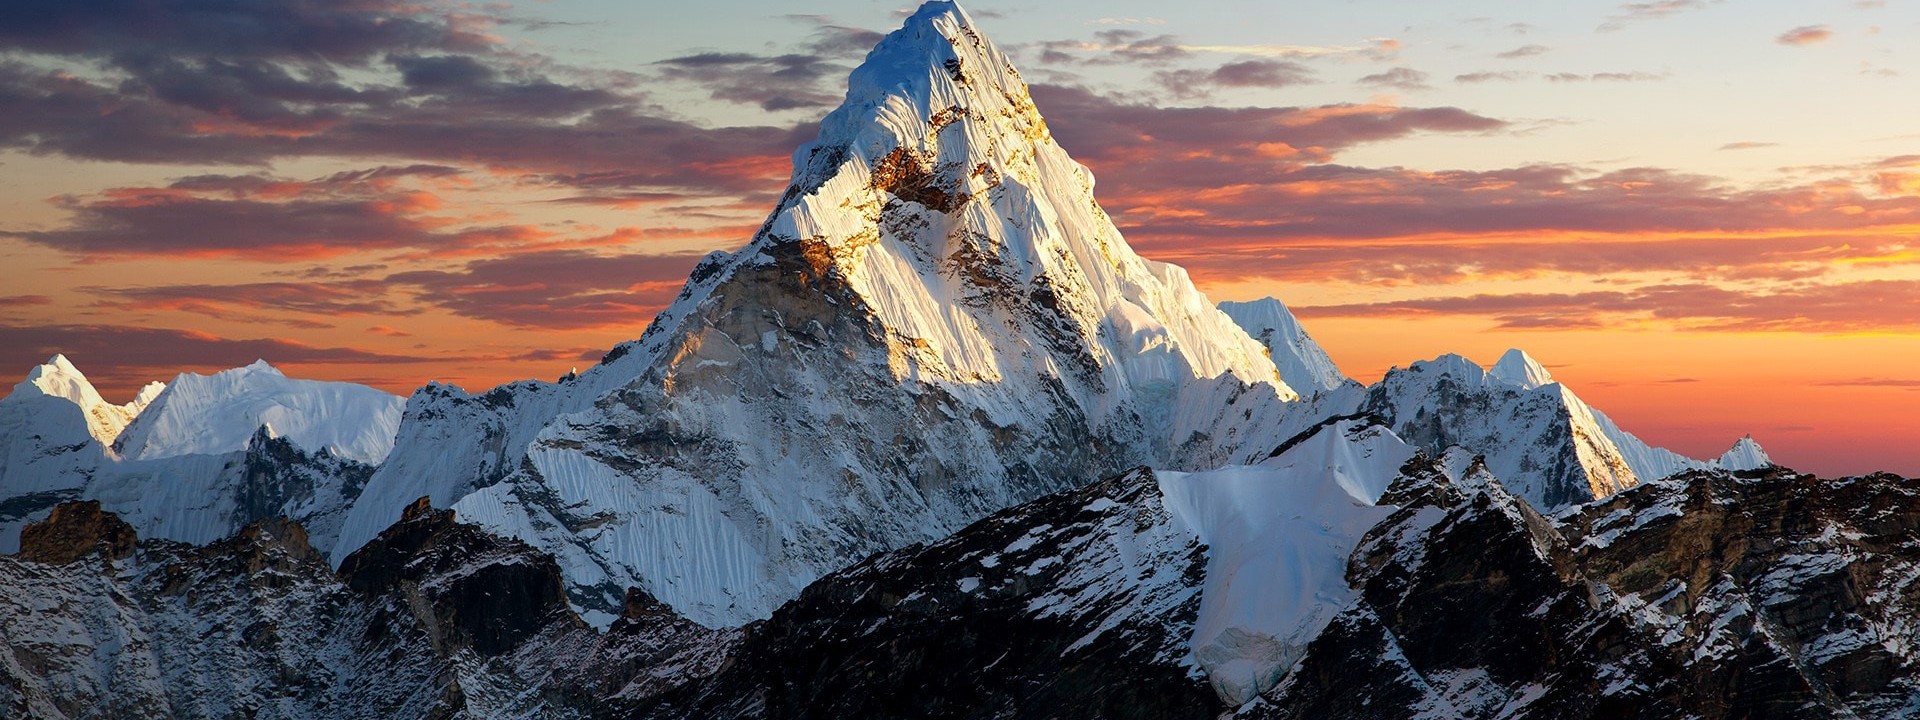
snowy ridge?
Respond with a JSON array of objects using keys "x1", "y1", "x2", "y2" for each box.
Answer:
[
  {"x1": 1159, "y1": 418, "x2": 1415, "y2": 705},
  {"x1": 115, "y1": 360, "x2": 403, "y2": 465},
  {"x1": 1219, "y1": 298, "x2": 1347, "y2": 394}
]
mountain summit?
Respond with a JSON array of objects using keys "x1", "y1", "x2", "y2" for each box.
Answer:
[{"x1": 332, "y1": 1, "x2": 1296, "y2": 626}]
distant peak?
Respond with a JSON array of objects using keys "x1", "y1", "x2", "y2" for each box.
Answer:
[
  {"x1": 1415, "y1": 353, "x2": 1488, "y2": 382},
  {"x1": 1716, "y1": 434, "x2": 1772, "y2": 471},
  {"x1": 16, "y1": 353, "x2": 105, "y2": 408},
  {"x1": 1488, "y1": 348, "x2": 1553, "y2": 390}
]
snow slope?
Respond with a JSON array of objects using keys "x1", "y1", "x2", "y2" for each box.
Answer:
[
  {"x1": 1159, "y1": 419, "x2": 1414, "y2": 705},
  {"x1": 334, "y1": 0, "x2": 1300, "y2": 627},
  {"x1": 1219, "y1": 298, "x2": 1347, "y2": 394}
]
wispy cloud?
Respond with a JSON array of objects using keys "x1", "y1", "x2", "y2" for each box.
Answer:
[
  {"x1": 1599, "y1": 0, "x2": 1720, "y2": 32},
  {"x1": 1777, "y1": 25, "x2": 1834, "y2": 46},
  {"x1": 1357, "y1": 67, "x2": 1431, "y2": 91},
  {"x1": 1496, "y1": 44, "x2": 1551, "y2": 59}
]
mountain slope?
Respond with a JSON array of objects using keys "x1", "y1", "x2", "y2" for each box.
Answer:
[{"x1": 334, "y1": 0, "x2": 1297, "y2": 627}]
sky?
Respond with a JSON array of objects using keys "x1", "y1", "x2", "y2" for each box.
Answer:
[{"x1": 0, "y1": 0, "x2": 1915, "y2": 476}]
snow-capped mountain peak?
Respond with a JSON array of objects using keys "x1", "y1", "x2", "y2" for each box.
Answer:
[
  {"x1": 1364, "y1": 351, "x2": 1639, "y2": 509},
  {"x1": 114, "y1": 361, "x2": 403, "y2": 464},
  {"x1": 1218, "y1": 298, "x2": 1348, "y2": 394},
  {"x1": 333, "y1": 0, "x2": 1300, "y2": 627},
  {"x1": 1488, "y1": 347, "x2": 1555, "y2": 390},
  {"x1": 1714, "y1": 434, "x2": 1773, "y2": 471},
  {"x1": 8, "y1": 355, "x2": 152, "y2": 446}
]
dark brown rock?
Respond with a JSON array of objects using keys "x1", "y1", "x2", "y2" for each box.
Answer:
[
  {"x1": 17, "y1": 500, "x2": 136, "y2": 565},
  {"x1": 339, "y1": 498, "x2": 578, "y2": 656}
]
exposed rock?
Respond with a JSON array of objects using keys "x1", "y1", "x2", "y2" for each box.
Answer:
[
  {"x1": 659, "y1": 467, "x2": 1219, "y2": 719},
  {"x1": 340, "y1": 499, "x2": 580, "y2": 657},
  {"x1": 17, "y1": 500, "x2": 135, "y2": 565}
]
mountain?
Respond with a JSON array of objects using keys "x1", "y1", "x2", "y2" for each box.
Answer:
[
  {"x1": 114, "y1": 360, "x2": 403, "y2": 465},
  {"x1": 1354, "y1": 348, "x2": 1757, "y2": 510},
  {"x1": 1714, "y1": 435, "x2": 1772, "y2": 471},
  {"x1": 0, "y1": 357, "x2": 400, "y2": 553},
  {"x1": 1359, "y1": 350, "x2": 1639, "y2": 510},
  {"x1": 1219, "y1": 298, "x2": 1348, "y2": 395},
  {"x1": 13, "y1": 418, "x2": 1900, "y2": 718},
  {"x1": 332, "y1": 0, "x2": 1297, "y2": 627},
  {"x1": 1158, "y1": 418, "x2": 1412, "y2": 704}
]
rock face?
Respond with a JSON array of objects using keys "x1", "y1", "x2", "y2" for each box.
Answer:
[
  {"x1": 658, "y1": 467, "x2": 1217, "y2": 720},
  {"x1": 0, "y1": 502, "x2": 610, "y2": 719},
  {"x1": 1253, "y1": 463, "x2": 1920, "y2": 718},
  {"x1": 7, "y1": 449, "x2": 1920, "y2": 719},
  {"x1": 113, "y1": 360, "x2": 403, "y2": 465},
  {"x1": 338, "y1": 497, "x2": 580, "y2": 656},
  {"x1": 333, "y1": 0, "x2": 1296, "y2": 627},
  {"x1": 1361, "y1": 352, "x2": 1640, "y2": 510}
]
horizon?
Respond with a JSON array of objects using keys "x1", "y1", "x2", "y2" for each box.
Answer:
[{"x1": 2, "y1": 0, "x2": 1916, "y2": 477}]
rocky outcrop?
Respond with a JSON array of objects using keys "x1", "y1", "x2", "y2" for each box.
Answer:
[
  {"x1": 339, "y1": 497, "x2": 582, "y2": 657},
  {"x1": 1252, "y1": 461, "x2": 1920, "y2": 719},
  {"x1": 17, "y1": 500, "x2": 135, "y2": 565}
]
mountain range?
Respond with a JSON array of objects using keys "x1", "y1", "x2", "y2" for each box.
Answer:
[{"x1": 1, "y1": 4, "x2": 1898, "y2": 719}]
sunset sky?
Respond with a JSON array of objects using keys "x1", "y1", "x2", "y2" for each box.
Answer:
[{"x1": 1, "y1": 0, "x2": 1916, "y2": 476}]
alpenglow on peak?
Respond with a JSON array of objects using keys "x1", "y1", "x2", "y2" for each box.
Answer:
[{"x1": 329, "y1": 0, "x2": 1303, "y2": 627}]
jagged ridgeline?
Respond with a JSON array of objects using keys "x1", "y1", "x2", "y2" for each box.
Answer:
[{"x1": 1, "y1": 2, "x2": 1894, "y2": 719}]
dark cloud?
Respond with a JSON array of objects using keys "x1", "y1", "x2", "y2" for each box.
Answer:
[
  {"x1": 1034, "y1": 84, "x2": 1505, "y2": 171},
  {"x1": 6, "y1": 169, "x2": 462, "y2": 259},
  {"x1": 387, "y1": 250, "x2": 707, "y2": 329},
  {"x1": 0, "y1": 0, "x2": 802, "y2": 200},
  {"x1": 1357, "y1": 68, "x2": 1431, "y2": 91},
  {"x1": 1153, "y1": 60, "x2": 1314, "y2": 98},
  {"x1": 654, "y1": 52, "x2": 844, "y2": 111},
  {"x1": 0, "y1": 0, "x2": 489, "y2": 61},
  {"x1": 88, "y1": 280, "x2": 401, "y2": 320}
]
